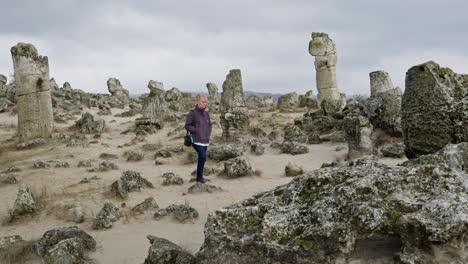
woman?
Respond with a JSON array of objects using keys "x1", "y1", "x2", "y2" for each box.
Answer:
[{"x1": 185, "y1": 93, "x2": 212, "y2": 183}]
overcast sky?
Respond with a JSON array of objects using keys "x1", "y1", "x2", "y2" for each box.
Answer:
[{"x1": 1, "y1": 0, "x2": 467, "y2": 96}]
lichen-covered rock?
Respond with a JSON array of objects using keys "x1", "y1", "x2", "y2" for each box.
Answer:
[
  {"x1": 207, "y1": 143, "x2": 244, "y2": 161},
  {"x1": 161, "y1": 172, "x2": 184, "y2": 186},
  {"x1": 111, "y1": 170, "x2": 154, "y2": 199},
  {"x1": 99, "y1": 152, "x2": 118, "y2": 159},
  {"x1": 87, "y1": 161, "x2": 119, "y2": 172},
  {"x1": 92, "y1": 202, "x2": 121, "y2": 230},
  {"x1": 364, "y1": 87, "x2": 402, "y2": 137},
  {"x1": 283, "y1": 123, "x2": 307, "y2": 143},
  {"x1": 402, "y1": 61, "x2": 468, "y2": 158},
  {"x1": 144, "y1": 235, "x2": 195, "y2": 264},
  {"x1": 54, "y1": 162, "x2": 70, "y2": 168},
  {"x1": 43, "y1": 237, "x2": 84, "y2": 264},
  {"x1": 248, "y1": 138, "x2": 265, "y2": 156},
  {"x1": 124, "y1": 150, "x2": 145, "y2": 162},
  {"x1": 277, "y1": 92, "x2": 299, "y2": 109},
  {"x1": 77, "y1": 159, "x2": 94, "y2": 168},
  {"x1": 33, "y1": 160, "x2": 50, "y2": 168},
  {"x1": 196, "y1": 143, "x2": 468, "y2": 264},
  {"x1": 188, "y1": 182, "x2": 222, "y2": 194},
  {"x1": 381, "y1": 142, "x2": 405, "y2": 158},
  {"x1": 285, "y1": 162, "x2": 303, "y2": 177},
  {"x1": 307, "y1": 132, "x2": 321, "y2": 144},
  {"x1": 132, "y1": 197, "x2": 159, "y2": 214},
  {"x1": 32, "y1": 226, "x2": 96, "y2": 257},
  {"x1": 299, "y1": 91, "x2": 319, "y2": 109},
  {"x1": 75, "y1": 112, "x2": 106, "y2": 134},
  {"x1": 370, "y1": 70, "x2": 394, "y2": 96},
  {"x1": 0, "y1": 235, "x2": 24, "y2": 250},
  {"x1": 154, "y1": 204, "x2": 199, "y2": 223},
  {"x1": 107, "y1": 77, "x2": 129, "y2": 99},
  {"x1": 11, "y1": 184, "x2": 36, "y2": 217},
  {"x1": 224, "y1": 157, "x2": 254, "y2": 178},
  {"x1": 319, "y1": 130, "x2": 346, "y2": 142},
  {"x1": 1, "y1": 174, "x2": 17, "y2": 184},
  {"x1": 281, "y1": 141, "x2": 309, "y2": 155}
]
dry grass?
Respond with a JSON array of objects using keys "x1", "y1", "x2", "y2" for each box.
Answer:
[{"x1": 0, "y1": 239, "x2": 41, "y2": 264}]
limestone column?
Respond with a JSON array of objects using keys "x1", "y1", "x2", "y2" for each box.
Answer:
[
  {"x1": 11, "y1": 43, "x2": 53, "y2": 141},
  {"x1": 220, "y1": 69, "x2": 249, "y2": 141},
  {"x1": 370, "y1": 71, "x2": 394, "y2": 96}
]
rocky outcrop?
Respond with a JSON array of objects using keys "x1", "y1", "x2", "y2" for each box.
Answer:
[
  {"x1": 370, "y1": 70, "x2": 394, "y2": 96},
  {"x1": 11, "y1": 43, "x2": 54, "y2": 141},
  {"x1": 196, "y1": 143, "x2": 468, "y2": 264},
  {"x1": 364, "y1": 87, "x2": 402, "y2": 137},
  {"x1": 308, "y1": 33, "x2": 345, "y2": 114},
  {"x1": 220, "y1": 69, "x2": 250, "y2": 141},
  {"x1": 277, "y1": 92, "x2": 299, "y2": 109},
  {"x1": 107, "y1": 77, "x2": 129, "y2": 100},
  {"x1": 402, "y1": 61, "x2": 468, "y2": 158}
]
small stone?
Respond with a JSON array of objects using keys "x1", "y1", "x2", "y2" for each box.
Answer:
[
  {"x1": 124, "y1": 150, "x2": 145, "y2": 162},
  {"x1": 154, "y1": 204, "x2": 199, "y2": 223},
  {"x1": 33, "y1": 160, "x2": 50, "y2": 169},
  {"x1": 187, "y1": 182, "x2": 222, "y2": 194},
  {"x1": 144, "y1": 236, "x2": 195, "y2": 264},
  {"x1": 99, "y1": 152, "x2": 118, "y2": 159},
  {"x1": 92, "y1": 202, "x2": 121, "y2": 230},
  {"x1": 11, "y1": 184, "x2": 36, "y2": 217},
  {"x1": 224, "y1": 157, "x2": 254, "y2": 178},
  {"x1": 161, "y1": 172, "x2": 184, "y2": 186},
  {"x1": 132, "y1": 197, "x2": 159, "y2": 215},
  {"x1": 285, "y1": 162, "x2": 303, "y2": 177}
]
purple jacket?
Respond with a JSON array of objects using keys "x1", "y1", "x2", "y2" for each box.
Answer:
[{"x1": 185, "y1": 105, "x2": 212, "y2": 144}]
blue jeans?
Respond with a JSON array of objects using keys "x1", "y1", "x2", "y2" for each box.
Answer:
[{"x1": 192, "y1": 144, "x2": 207, "y2": 182}]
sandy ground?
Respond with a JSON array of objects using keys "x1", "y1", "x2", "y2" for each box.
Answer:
[{"x1": 0, "y1": 107, "x2": 406, "y2": 264}]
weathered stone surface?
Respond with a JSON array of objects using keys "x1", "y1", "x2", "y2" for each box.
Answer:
[
  {"x1": 370, "y1": 70, "x2": 394, "y2": 96},
  {"x1": 220, "y1": 69, "x2": 249, "y2": 141},
  {"x1": 381, "y1": 142, "x2": 405, "y2": 158},
  {"x1": 75, "y1": 112, "x2": 106, "y2": 134},
  {"x1": 196, "y1": 143, "x2": 468, "y2": 264},
  {"x1": 308, "y1": 33, "x2": 345, "y2": 113},
  {"x1": 402, "y1": 61, "x2": 468, "y2": 158},
  {"x1": 0, "y1": 235, "x2": 24, "y2": 250},
  {"x1": 154, "y1": 204, "x2": 199, "y2": 223},
  {"x1": 43, "y1": 237, "x2": 84, "y2": 264},
  {"x1": 33, "y1": 160, "x2": 50, "y2": 169},
  {"x1": 141, "y1": 80, "x2": 168, "y2": 129},
  {"x1": 11, "y1": 184, "x2": 36, "y2": 217},
  {"x1": 207, "y1": 143, "x2": 244, "y2": 161},
  {"x1": 224, "y1": 157, "x2": 254, "y2": 178},
  {"x1": 299, "y1": 90, "x2": 319, "y2": 109},
  {"x1": 281, "y1": 141, "x2": 309, "y2": 155},
  {"x1": 92, "y1": 202, "x2": 121, "y2": 230},
  {"x1": 16, "y1": 138, "x2": 48, "y2": 149},
  {"x1": 344, "y1": 102, "x2": 374, "y2": 159},
  {"x1": 87, "y1": 161, "x2": 119, "y2": 172},
  {"x1": 364, "y1": 87, "x2": 402, "y2": 137},
  {"x1": 277, "y1": 92, "x2": 299, "y2": 109},
  {"x1": 107, "y1": 77, "x2": 129, "y2": 99},
  {"x1": 111, "y1": 170, "x2": 154, "y2": 199},
  {"x1": 11, "y1": 43, "x2": 54, "y2": 141},
  {"x1": 188, "y1": 182, "x2": 222, "y2": 194},
  {"x1": 32, "y1": 226, "x2": 96, "y2": 257},
  {"x1": 99, "y1": 152, "x2": 118, "y2": 160},
  {"x1": 144, "y1": 235, "x2": 195, "y2": 264},
  {"x1": 285, "y1": 162, "x2": 303, "y2": 177},
  {"x1": 161, "y1": 172, "x2": 184, "y2": 186},
  {"x1": 283, "y1": 123, "x2": 307, "y2": 143},
  {"x1": 132, "y1": 197, "x2": 159, "y2": 214},
  {"x1": 248, "y1": 138, "x2": 265, "y2": 156}
]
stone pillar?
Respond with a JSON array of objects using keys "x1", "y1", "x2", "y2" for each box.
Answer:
[
  {"x1": 370, "y1": 71, "x2": 394, "y2": 96},
  {"x1": 220, "y1": 69, "x2": 249, "y2": 141},
  {"x1": 107, "y1": 77, "x2": 129, "y2": 99},
  {"x1": 344, "y1": 102, "x2": 374, "y2": 159},
  {"x1": 11, "y1": 43, "x2": 53, "y2": 141},
  {"x1": 206, "y1": 82, "x2": 219, "y2": 112},
  {"x1": 308, "y1": 32, "x2": 342, "y2": 102},
  {"x1": 136, "y1": 80, "x2": 168, "y2": 132}
]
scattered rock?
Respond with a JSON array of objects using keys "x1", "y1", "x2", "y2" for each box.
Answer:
[
  {"x1": 74, "y1": 112, "x2": 106, "y2": 134},
  {"x1": 144, "y1": 235, "x2": 195, "y2": 264},
  {"x1": 16, "y1": 138, "x2": 48, "y2": 150},
  {"x1": 11, "y1": 184, "x2": 36, "y2": 217},
  {"x1": 87, "y1": 161, "x2": 119, "y2": 172},
  {"x1": 92, "y1": 202, "x2": 121, "y2": 230},
  {"x1": 281, "y1": 141, "x2": 309, "y2": 155},
  {"x1": 161, "y1": 172, "x2": 184, "y2": 186},
  {"x1": 188, "y1": 182, "x2": 222, "y2": 194},
  {"x1": 207, "y1": 143, "x2": 244, "y2": 161},
  {"x1": 285, "y1": 162, "x2": 303, "y2": 177},
  {"x1": 99, "y1": 152, "x2": 118, "y2": 159},
  {"x1": 32, "y1": 226, "x2": 96, "y2": 257},
  {"x1": 33, "y1": 160, "x2": 50, "y2": 169},
  {"x1": 54, "y1": 162, "x2": 70, "y2": 168},
  {"x1": 124, "y1": 150, "x2": 145, "y2": 162},
  {"x1": 224, "y1": 157, "x2": 254, "y2": 178},
  {"x1": 132, "y1": 197, "x2": 159, "y2": 215},
  {"x1": 283, "y1": 123, "x2": 307, "y2": 143},
  {"x1": 111, "y1": 170, "x2": 154, "y2": 199},
  {"x1": 154, "y1": 204, "x2": 199, "y2": 223},
  {"x1": 381, "y1": 142, "x2": 405, "y2": 158},
  {"x1": 77, "y1": 159, "x2": 94, "y2": 168}
]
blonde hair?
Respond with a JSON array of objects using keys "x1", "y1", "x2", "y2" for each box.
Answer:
[{"x1": 196, "y1": 93, "x2": 207, "y2": 101}]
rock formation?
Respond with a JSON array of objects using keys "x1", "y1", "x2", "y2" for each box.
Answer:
[
  {"x1": 11, "y1": 43, "x2": 54, "y2": 141},
  {"x1": 206, "y1": 82, "x2": 220, "y2": 111},
  {"x1": 370, "y1": 70, "x2": 394, "y2": 96},
  {"x1": 402, "y1": 61, "x2": 468, "y2": 158},
  {"x1": 220, "y1": 69, "x2": 249, "y2": 141},
  {"x1": 344, "y1": 101, "x2": 374, "y2": 159},
  {"x1": 107, "y1": 78, "x2": 129, "y2": 100},
  {"x1": 196, "y1": 143, "x2": 468, "y2": 264},
  {"x1": 308, "y1": 32, "x2": 345, "y2": 113},
  {"x1": 277, "y1": 92, "x2": 299, "y2": 109},
  {"x1": 137, "y1": 80, "x2": 169, "y2": 131}
]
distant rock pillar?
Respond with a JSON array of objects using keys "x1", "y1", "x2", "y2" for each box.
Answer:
[
  {"x1": 206, "y1": 82, "x2": 219, "y2": 112},
  {"x1": 309, "y1": 32, "x2": 346, "y2": 114},
  {"x1": 370, "y1": 71, "x2": 394, "y2": 96},
  {"x1": 11, "y1": 43, "x2": 54, "y2": 141},
  {"x1": 220, "y1": 69, "x2": 249, "y2": 141}
]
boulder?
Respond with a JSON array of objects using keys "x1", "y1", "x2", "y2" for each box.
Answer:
[
  {"x1": 364, "y1": 87, "x2": 402, "y2": 137},
  {"x1": 32, "y1": 226, "x2": 96, "y2": 257},
  {"x1": 283, "y1": 123, "x2": 307, "y2": 143},
  {"x1": 224, "y1": 157, "x2": 254, "y2": 178},
  {"x1": 144, "y1": 235, "x2": 195, "y2": 264},
  {"x1": 11, "y1": 184, "x2": 36, "y2": 217},
  {"x1": 92, "y1": 202, "x2": 121, "y2": 230},
  {"x1": 285, "y1": 162, "x2": 303, "y2": 177},
  {"x1": 281, "y1": 141, "x2": 309, "y2": 155},
  {"x1": 75, "y1": 113, "x2": 106, "y2": 134},
  {"x1": 381, "y1": 143, "x2": 405, "y2": 158},
  {"x1": 154, "y1": 204, "x2": 199, "y2": 223},
  {"x1": 207, "y1": 144, "x2": 244, "y2": 161},
  {"x1": 277, "y1": 92, "x2": 299, "y2": 109},
  {"x1": 132, "y1": 197, "x2": 159, "y2": 215}
]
